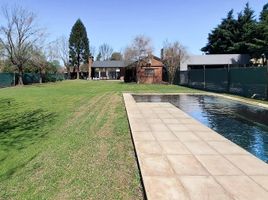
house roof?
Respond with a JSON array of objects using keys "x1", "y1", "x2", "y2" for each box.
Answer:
[
  {"x1": 92, "y1": 61, "x2": 131, "y2": 68},
  {"x1": 151, "y1": 56, "x2": 164, "y2": 67},
  {"x1": 125, "y1": 55, "x2": 164, "y2": 68},
  {"x1": 180, "y1": 54, "x2": 250, "y2": 71},
  {"x1": 92, "y1": 55, "x2": 164, "y2": 68}
]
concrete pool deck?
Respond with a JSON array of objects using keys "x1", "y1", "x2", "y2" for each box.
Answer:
[{"x1": 123, "y1": 93, "x2": 268, "y2": 200}]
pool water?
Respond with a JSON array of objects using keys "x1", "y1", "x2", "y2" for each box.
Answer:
[{"x1": 133, "y1": 94, "x2": 268, "y2": 163}]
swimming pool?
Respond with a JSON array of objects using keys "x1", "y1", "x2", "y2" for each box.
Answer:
[{"x1": 133, "y1": 94, "x2": 268, "y2": 163}]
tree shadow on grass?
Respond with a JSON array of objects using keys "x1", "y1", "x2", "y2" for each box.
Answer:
[
  {"x1": 0, "y1": 99, "x2": 57, "y2": 151},
  {"x1": 0, "y1": 98, "x2": 57, "y2": 181},
  {"x1": 0, "y1": 154, "x2": 38, "y2": 182}
]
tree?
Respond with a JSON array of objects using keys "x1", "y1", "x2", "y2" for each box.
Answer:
[
  {"x1": 201, "y1": 3, "x2": 258, "y2": 56},
  {"x1": 98, "y1": 43, "x2": 113, "y2": 61},
  {"x1": 30, "y1": 46, "x2": 48, "y2": 83},
  {"x1": 230, "y1": 3, "x2": 257, "y2": 55},
  {"x1": 162, "y1": 41, "x2": 188, "y2": 84},
  {"x1": 110, "y1": 52, "x2": 122, "y2": 60},
  {"x1": 96, "y1": 52, "x2": 101, "y2": 61},
  {"x1": 47, "y1": 60, "x2": 61, "y2": 73},
  {"x1": 124, "y1": 35, "x2": 153, "y2": 61},
  {"x1": 69, "y1": 19, "x2": 90, "y2": 79},
  {"x1": 257, "y1": 3, "x2": 268, "y2": 64},
  {"x1": 0, "y1": 59, "x2": 15, "y2": 72},
  {"x1": 123, "y1": 46, "x2": 137, "y2": 61},
  {"x1": 90, "y1": 46, "x2": 96, "y2": 59},
  {"x1": 49, "y1": 36, "x2": 70, "y2": 78},
  {"x1": 201, "y1": 10, "x2": 237, "y2": 54},
  {"x1": 0, "y1": 6, "x2": 44, "y2": 85},
  {"x1": 0, "y1": 43, "x2": 4, "y2": 71},
  {"x1": 0, "y1": 42, "x2": 4, "y2": 59}
]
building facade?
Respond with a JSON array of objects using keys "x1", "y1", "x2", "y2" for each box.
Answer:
[
  {"x1": 124, "y1": 56, "x2": 164, "y2": 84},
  {"x1": 92, "y1": 61, "x2": 127, "y2": 80},
  {"x1": 91, "y1": 56, "x2": 164, "y2": 84}
]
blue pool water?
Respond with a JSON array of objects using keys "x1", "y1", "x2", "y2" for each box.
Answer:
[{"x1": 133, "y1": 94, "x2": 268, "y2": 163}]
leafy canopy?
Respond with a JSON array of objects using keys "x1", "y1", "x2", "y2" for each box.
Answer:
[{"x1": 202, "y1": 3, "x2": 267, "y2": 59}]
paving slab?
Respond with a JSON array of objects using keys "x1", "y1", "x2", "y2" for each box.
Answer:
[
  {"x1": 195, "y1": 155, "x2": 244, "y2": 175},
  {"x1": 123, "y1": 93, "x2": 268, "y2": 200},
  {"x1": 215, "y1": 176, "x2": 268, "y2": 200},
  {"x1": 159, "y1": 141, "x2": 191, "y2": 155},
  {"x1": 143, "y1": 176, "x2": 190, "y2": 200},
  {"x1": 251, "y1": 176, "x2": 268, "y2": 191},
  {"x1": 179, "y1": 176, "x2": 233, "y2": 200}
]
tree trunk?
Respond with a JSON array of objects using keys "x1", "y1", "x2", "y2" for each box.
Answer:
[
  {"x1": 88, "y1": 63, "x2": 92, "y2": 80},
  {"x1": 67, "y1": 68, "x2": 71, "y2": 79},
  {"x1": 77, "y1": 66, "x2": 80, "y2": 79},
  {"x1": 18, "y1": 65, "x2": 24, "y2": 85},
  {"x1": 39, "y1": 70, "x2": 43, "y2": 84},
  {"x1": 169, "y1": 71, "x2": 175, "y2": 84},
  {"x1": 77, "y1": 57, "x2": 80, "y2": 80}
]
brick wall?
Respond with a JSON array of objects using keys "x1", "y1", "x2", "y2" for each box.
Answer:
[{"x1": 137, "y1": 66, "x2": 163, "y2": 84}]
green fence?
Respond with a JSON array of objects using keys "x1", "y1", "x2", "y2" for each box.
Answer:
[
  {"x1": 23, "y1": 73, "x2": 40, "y2": 84},
  {"x1": 188, "y1": 69, "x2": 204, "y2": 89},
  {"x1": 0, "y1": 73, "x2": 15, "y2": 88},
  {"x1": 0, "y1": 73, "x2": 66, "y2": 88},
  {"x1": 229, "y1": 67, "x2": 267, "y2": 98},
  {"x1": 180, "y1": 66, "x2": 268, "y2": 99}
]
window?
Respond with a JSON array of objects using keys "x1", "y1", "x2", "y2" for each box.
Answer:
[{"x1": 144, "y1": 68, "x2": 155, "y2": 76}]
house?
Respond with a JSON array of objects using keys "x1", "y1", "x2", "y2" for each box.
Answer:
[
  {"x1": 91, "y1": 55, "x2": 164, "y2": 84},
  {"x1": 124, "y1": 56, "x2": 164, "y2": 84},
  {"x1": 92, "y1": 60, "x2": 128, "y2": 80}
]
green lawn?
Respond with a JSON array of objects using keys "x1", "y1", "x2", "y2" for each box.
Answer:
[{"x1": 0, "y1": 80, "x2": 198, "y2": 200}]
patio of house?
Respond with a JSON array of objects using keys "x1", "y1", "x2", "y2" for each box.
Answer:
[{"x1": 123, "y1": 93, "x2": 268, "y2": 200}]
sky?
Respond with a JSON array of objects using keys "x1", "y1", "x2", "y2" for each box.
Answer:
[{"x1": 0, "y1": 0, "x2": 267, "y2": 57}]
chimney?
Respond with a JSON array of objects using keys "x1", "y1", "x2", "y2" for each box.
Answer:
[{"x1": 160, "y1": 48, "x2": 164, "y2": 60}]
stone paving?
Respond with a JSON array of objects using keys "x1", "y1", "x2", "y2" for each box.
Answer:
[{"x1": 123, "y1": 93, "x2": 268, "y2": 200}]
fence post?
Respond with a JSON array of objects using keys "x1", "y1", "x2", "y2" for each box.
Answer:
[
  {"x1": 187, "y1": 70, "x2": 189, "y2": 86},
  {"x1": 227, "y1": 64, "x2": 230, "y2": 93},
  {"x1": 266, "y1": 63, "x2": 268, "y2": 100},
  {"x1": 203, "y1": 65, "x2": 206, "y2": 89},
  {"x1": 13, "y1": 72, "x2": 16, "y2": 86}
]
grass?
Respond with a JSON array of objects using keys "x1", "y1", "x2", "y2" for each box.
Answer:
[{"x1": 0, "y1": 80, "x2": 199, "y2": 200}]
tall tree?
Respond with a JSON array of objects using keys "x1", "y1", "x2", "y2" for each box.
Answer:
[
  {"x1": 99, "y1": 43, "x2": 113, "y2": 61},
  {"x1": 162, "y1": 41, "x2": 188, "y2": 84},
  {"x1": 69, "y1": 19, "x2": 90, "y2": 79},
  {"x1": 0, "y1": 6, "x2": 44, "y2": 85}
]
